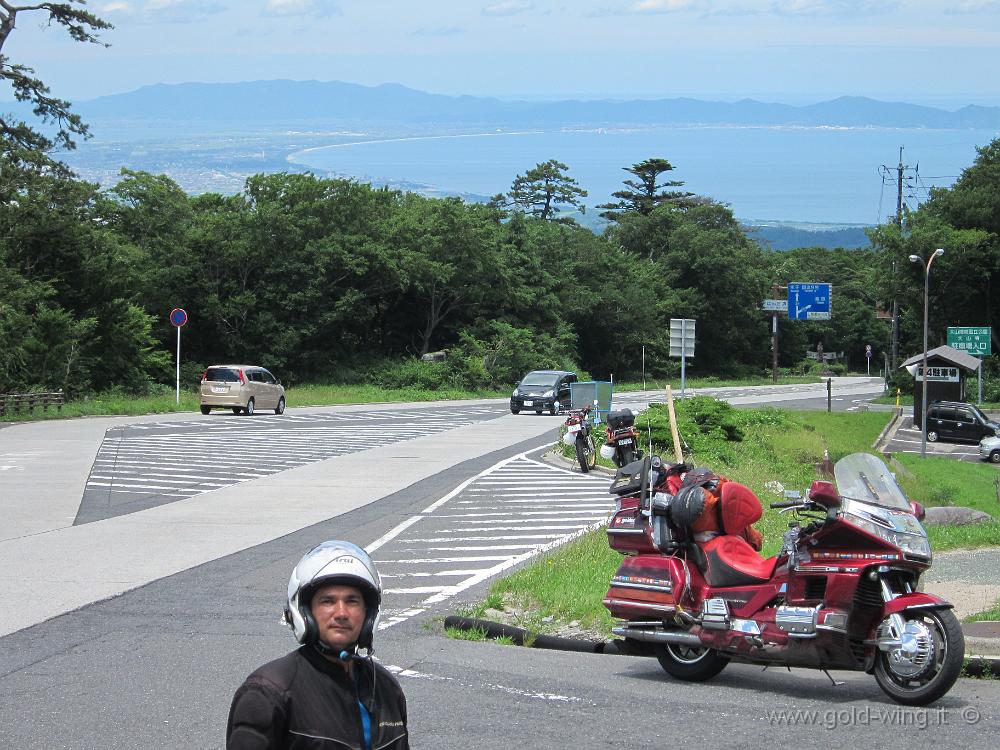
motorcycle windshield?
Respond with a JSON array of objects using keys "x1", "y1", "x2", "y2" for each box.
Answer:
[{"x1": 833, "y1": 453, "x2": 910, "y2": 511}]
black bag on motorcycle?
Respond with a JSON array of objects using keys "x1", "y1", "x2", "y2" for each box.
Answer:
[{"x1": 607, "y1": 409, "x2": 636, "y2": 430}]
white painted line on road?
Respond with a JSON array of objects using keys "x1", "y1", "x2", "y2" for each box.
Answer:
[
  {"x1": 379, "y1": 570, "x2": 488, "y2": 578},
  {"x1": 383, "y1": 665, "x2": 586, "y2": 703},
  {"x1": 419, "y1": 520, "x2": 605, "y2": 605}
]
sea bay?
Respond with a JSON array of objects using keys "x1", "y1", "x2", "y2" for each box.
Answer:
[{"x1": 287, "y1": 125, "x2": 998, "y2": 225}]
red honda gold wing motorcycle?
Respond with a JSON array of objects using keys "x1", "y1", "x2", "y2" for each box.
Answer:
[{"x1": 603, "y1": 452, "x2": 964, "y2": 705}]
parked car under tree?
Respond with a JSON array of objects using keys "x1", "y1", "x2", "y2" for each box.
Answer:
[
  {"x1": 510, "y1": 370, "x2": 577, "y2": 415},
  {"x1": 200, "y1": 365, "x2": 286, "y2": 415}
]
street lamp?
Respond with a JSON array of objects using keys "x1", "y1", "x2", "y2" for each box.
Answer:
[{"x1": 908, "y1": 248, "x2": 944, "y2": 458}]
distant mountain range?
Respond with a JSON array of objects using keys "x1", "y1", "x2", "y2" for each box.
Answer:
[{"x1": 19, "y1": 80, "x2": 999, "y2": 129}]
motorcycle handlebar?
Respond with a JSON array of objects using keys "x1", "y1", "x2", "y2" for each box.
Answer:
[{"x1": 769, "y1": 500, "x2": 801, "y2": 509}]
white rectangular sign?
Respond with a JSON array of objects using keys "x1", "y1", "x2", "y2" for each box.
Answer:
[{"x1": 669, "y1": 318, "x2": 696, "y2": 358}]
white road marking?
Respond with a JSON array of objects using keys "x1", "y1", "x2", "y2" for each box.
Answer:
[
  {"x1": 369, "y1": 452, "x2": 613, "y2": 628},
  {"x1": 383, "y1": 665, "x2": 586, "y2": 703}
]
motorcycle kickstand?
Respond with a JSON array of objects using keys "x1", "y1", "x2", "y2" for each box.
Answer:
[{"x1": 822, "y1": 669, "x2": 845, "y2": 687}]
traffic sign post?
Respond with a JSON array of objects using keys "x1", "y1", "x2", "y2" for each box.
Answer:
[
  {"x1": 865, "y1": 343, "x2": 872, "y2": 376},
  {"x1": 787, "y1": 283, "x2": 832, "y2": 320},
  {"x1": 948, "y1": 326, "x2": 991, "y2": 404},
  {"x1": 669, "y1": 319, "x2": 696, "y2": 399},
  {"x1": 169, "y1": 308, "x2": 188, "y2": 405}
]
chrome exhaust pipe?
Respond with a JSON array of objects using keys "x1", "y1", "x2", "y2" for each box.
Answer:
[{"x1": 612, "y1": 626, "x2": 703, "y2": 646}]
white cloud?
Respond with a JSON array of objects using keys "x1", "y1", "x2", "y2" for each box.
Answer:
[
  {"x1": 264, "y1": 0, "x2": 342, "y2": 16},
  {"x1": 770, "y1": 0, "x2": 897, "y2": 16},
  {"x1": 629, "y1": 0, "x2": 700, "y2": 12},
  {"x1": 141, "y1": 0, "x2": 227, "y2": 22},
  {"x1": 100, "y1": 1, "x2": 134, "y2": 12},
  {"x1": 946, "y1": 0, "x2": 1000, "y2": 12},
  {"x1": 482, "y1": 1, "x2": 534, "y2": 17}
]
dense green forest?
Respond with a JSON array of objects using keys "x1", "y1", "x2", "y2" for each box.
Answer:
[
  {"x1": 2, "y1": 139, "x2": 998, "y2": 397},
  {"x1": 2, "y1": 3, "x2": 998, "y2": 399}
]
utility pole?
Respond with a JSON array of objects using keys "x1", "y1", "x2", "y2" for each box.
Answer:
[
  {"x1": 771, "y1": 284, "x2": 783, "y2": 383},
  {"x1": 881, "y1": 146, "x2": 916, "y2": 372}
]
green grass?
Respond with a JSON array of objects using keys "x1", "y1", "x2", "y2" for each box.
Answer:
[
  {"x1": 964, "y1": 599, "x2": 1000, "y2": 623},
  {"x1": 463, "y1": 405, "x2": 1000, "y2": 642},
  {"x1": 0, "y1": 383, "x2": 509, "y2": 423},
  {"x1": 891, "y1": 454, "x2": 1000, "y2": 550}
]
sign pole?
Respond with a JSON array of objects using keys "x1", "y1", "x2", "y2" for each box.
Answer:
[
  {"x1": 169, "y1": 308, "x2": 189, "y2": 406},
  {"x1": 772, "y1": 313, "x2": 779, "y2": 383},
  {"x1": 681, "y1": 320, "x2": 687, "y2": 399},
  {"x1": 176, "y1": 326, "x2": 181, "y2": 404}
]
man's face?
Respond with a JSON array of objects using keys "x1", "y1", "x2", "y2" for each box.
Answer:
[{"x1": 310, "y1": 584, "x2": 366, "y2": 652}]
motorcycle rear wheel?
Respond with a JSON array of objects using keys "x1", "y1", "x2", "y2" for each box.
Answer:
[
  {"x1": 617, "y1": 445, "x2": 639, "y2": 467},
  {"x1": 873, "y1": 608, "x2": 964, "y2": 706},
  {"x1": 654, "y1": 642, "x2": 730, "y2": 682},
  {"x1": 575, "y1": 434, "x2": 597, "y2": 472}
]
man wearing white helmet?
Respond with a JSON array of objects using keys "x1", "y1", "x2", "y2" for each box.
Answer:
[{"x1": 227, "y1": 540, "x2": 409, "y2": 749}]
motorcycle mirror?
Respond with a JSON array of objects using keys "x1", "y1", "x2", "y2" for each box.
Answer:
[{"x1": 808, "y1": 480, "x2": 840, "y2": 508}]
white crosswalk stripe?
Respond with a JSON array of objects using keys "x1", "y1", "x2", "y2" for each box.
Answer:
[
  {"x1": 368, "y1": 454, "x2": 614, "y2": 626},
  {"x1": 77, "y1": 406, "x2": 506, "y2": 523}
]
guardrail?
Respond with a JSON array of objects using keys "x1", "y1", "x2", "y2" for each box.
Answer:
[{"x1": 0, "y1": 390, "x2": 66, "y2": 418}]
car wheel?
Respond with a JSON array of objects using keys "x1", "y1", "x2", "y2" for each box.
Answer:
[
  {"x1": 275, "y1": 397, "x2": 285, "y2": 415},
  {"x1": 990, "y1": 450, "x2": 1000, "y2": 464},
  {"x1": 244, "y1": 398, "x2": 255, "y2": 416},
  {"x1": 510, "y1": 407, "x2": 520, "y2": 415},
  {"x1": 535, "y1": 409, "x2": 543, "y2": 415},
  {"x1": 926, "y1": 430, "x2": 939, "y2": 443},
  {"x1": 232, "y1": 407, "x2": 241, "y2": 415},
  {"x1": 200, "y1": 406, "x2": 211, "y2": 415}
]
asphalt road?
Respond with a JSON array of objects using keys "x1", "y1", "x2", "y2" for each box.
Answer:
[
  {"x1": 5, "y1": 377, "x2": 930, "y2": 748},
  {"x1": 4, "y1": 436, "x2": 997, "y2": 749}
]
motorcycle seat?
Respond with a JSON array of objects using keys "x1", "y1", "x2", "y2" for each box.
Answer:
[{"x1": 701, "y1": 534, "x2": 777, "y2": 588}]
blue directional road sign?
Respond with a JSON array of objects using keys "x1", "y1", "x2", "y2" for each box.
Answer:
[{"x1": 787, "y1": 283, "x2": 831, "y2": 321}]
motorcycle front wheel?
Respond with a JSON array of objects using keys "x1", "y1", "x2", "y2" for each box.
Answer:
[
  {"x1": 575, "y1": 434, "x2": 597, "y2": 472},
  {"x1": 654, "y1": 642, "x2": 730, "y2": 682},
  {"x1": 873, "y1": 608, "x2": 964, "y2": 706}
]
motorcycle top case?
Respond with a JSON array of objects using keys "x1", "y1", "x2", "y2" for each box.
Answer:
[
  {"x1": 609, "y1": 456, "x2": 647, "y2": 496},
  {"x1": 607, "y1": 409, "x2": 636, "y2": 431}
]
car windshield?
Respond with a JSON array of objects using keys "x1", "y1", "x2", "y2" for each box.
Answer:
[
  {"x1": 969, "y1": 404, "x2": 990, "y2": 422},
  {"x1": 520, "y1": 373, "x2": 559, "y2": 387},
  {"x1": 833, "y1": 452, "x2": 910, "y2": 511},
  {"x1": 205, "y1": 367, "x2": 241, "y2": 382}
]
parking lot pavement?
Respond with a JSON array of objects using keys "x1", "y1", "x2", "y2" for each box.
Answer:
[{"x1": 885, "y1": 419, "x2": 989, "y2": 463}]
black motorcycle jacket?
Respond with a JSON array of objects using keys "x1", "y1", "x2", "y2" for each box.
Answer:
[{"x1": 227, "y1": 645, "x2": 408, "y2": 750}]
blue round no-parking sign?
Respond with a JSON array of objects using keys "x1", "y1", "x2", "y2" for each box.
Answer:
[{"x1": 169, "y1": 308, "x2": 188, "y2": 327}]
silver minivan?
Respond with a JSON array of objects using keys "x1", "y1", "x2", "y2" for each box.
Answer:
[{"x1": 200, "y1": 365, "x2": 285, "y2": 415}]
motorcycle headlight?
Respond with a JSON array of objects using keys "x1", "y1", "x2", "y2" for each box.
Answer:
[{"x1": 843, "y1": 512, "x2": 932, "y2": 560}]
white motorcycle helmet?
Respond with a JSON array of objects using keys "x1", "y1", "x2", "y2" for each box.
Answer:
[{"x1": 284, "y1": 540, "x2": 382, "y2": 655}]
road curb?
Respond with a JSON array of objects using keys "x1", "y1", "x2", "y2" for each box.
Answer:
[
  {"x1": 444, "y1": 617, "x2": 1000, "y2": 677},
  {"x1": 872, "y1": 407, "x2": 904, "y2": 453},
  {"x1": 443, "y1": 616, "x2": 618, "y2": 654}
]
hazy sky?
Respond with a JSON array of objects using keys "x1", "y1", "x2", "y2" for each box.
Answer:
[{"x1": 8, "y1": 0, "x2": 1000, "y2": 106}]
